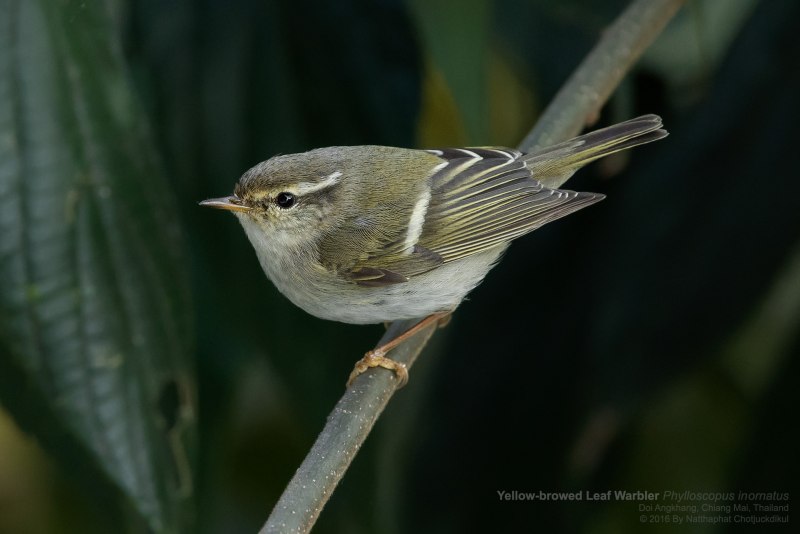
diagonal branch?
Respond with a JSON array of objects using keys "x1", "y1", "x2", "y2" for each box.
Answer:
[
  {"x1": 519, "y1": 0, "x2": 684, "y2": 172},
  {"x1": 260, "y1": 1, "x2": 684, "y2": 532},
  {"x1": 260, "y1": 319, "x2": 430, "y2": 534}
]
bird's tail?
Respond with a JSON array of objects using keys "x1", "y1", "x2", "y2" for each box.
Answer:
[{"x1": 525, "y1": 114, "x2": 667, "y2": 185}]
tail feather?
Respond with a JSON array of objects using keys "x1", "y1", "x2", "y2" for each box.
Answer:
[{"x1": 525, "y1": 115, "x2": 667, "y2": 183}]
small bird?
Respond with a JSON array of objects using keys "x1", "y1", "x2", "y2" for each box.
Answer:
[{"x1": 202, "y1": 115, "x2": 666, "y2": 386}]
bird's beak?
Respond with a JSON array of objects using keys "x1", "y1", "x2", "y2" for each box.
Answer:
[{"x1": 199, "y1": 195, "x2": 251, "y2": 212}]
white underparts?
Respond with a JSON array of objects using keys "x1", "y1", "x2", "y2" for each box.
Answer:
[{"x1": 403, "y1": 188, "x2": 431, "y2": 253}]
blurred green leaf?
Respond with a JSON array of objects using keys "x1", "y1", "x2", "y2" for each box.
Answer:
[
  {"x1": 642, "y1": 0, "x2": 759, "y2": 106},
  {"x1": 0, "y1": 1, "x2": 194, "y2": 531},
  {"x1": 409, "y1": 0, "x2": 491, "y2": 144}
]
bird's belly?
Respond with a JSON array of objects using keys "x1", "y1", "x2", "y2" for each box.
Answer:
[{"x1": 260, "y1": 248, "x2": 505, "y2": 325}]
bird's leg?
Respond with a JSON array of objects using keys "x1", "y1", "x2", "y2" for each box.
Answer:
[{"x1": 347, "y1": 312, "x2": 451, "y2": 388}]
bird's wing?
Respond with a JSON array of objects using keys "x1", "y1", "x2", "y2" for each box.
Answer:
[
  {"x1": 336, "y1": 115, "x2": 666, "y2": 285},
  {"x1": 415, "y1": 147, "x2": 603, "y2": 263},
  {"x1": 319, "y1": 205, "x2": 446, "y2": 287},
  {"x1": 331, "y1": 147, "x2": 600, "y2": 286}
]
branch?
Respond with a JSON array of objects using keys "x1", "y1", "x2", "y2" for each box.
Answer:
[
  {"x1": 519, "y1": 0, "x2": 684, "y2": 185},
  {"x1": 260, "y1": 319, "x2": 433, "y2": 534},
  {"x1": 261, "y1": 1, "x2": 684, "y2": 532}
]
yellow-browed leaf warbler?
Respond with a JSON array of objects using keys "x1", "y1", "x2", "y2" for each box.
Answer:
[{"x1": 202, "y1": 115, "x2": 667, "y2": 386}]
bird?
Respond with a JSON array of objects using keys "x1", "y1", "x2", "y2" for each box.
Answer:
[{"x1": 201, "y1": 114, "x2": 667, "y2": 386}]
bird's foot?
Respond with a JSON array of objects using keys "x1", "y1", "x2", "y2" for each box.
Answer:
[{"x1": 347, "y1": 350, "x2": 408, "y2": 388}]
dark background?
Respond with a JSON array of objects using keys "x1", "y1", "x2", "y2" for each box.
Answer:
[{"x1": 0, "y1": 0, "x2": 797, "y2": 533}]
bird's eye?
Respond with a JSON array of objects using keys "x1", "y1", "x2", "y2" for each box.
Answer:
[{"x1": 275, "y1": 192, "x2": 296, "y2": 208}]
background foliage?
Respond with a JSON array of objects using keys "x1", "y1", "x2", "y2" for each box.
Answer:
[{"x1": 0, "y1": 0, "x2": 797, "y2": 533}]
